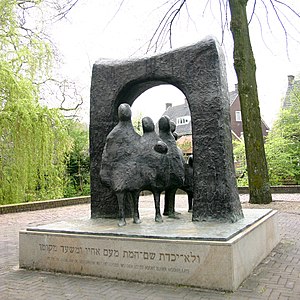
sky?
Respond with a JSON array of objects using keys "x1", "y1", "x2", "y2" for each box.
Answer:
[{"x1": 49, "y1": 0, "x2": 300, "y2": 127}]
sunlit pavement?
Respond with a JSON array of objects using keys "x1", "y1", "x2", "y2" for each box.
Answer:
[{"x1": 1, "y1": 194, "x2": 300, "y2": 299}]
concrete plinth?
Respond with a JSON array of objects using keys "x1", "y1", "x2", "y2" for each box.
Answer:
[{"x1": 19, "y1": 209, "x2": 279, "y2": 291}]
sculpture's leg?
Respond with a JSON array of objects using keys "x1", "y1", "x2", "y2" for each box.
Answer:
[
  {"x1": 163, "y1": 191, "x2": 169, "y2": 216},
  {"x1": 132, "y1": 191, "x2": 141, "y2": 224},
  {"x1": 154, "y1": 191, "x2": 163, "y2": 223},
  {"x1": 168, "y1": 189, "x2": 179, "y2": 219},
  {"x1": 188, "y1": 193, "x2": 193, "y2": 213},
  {"x1": 116, "y1": 192, "x2": 126, "y2": 226}
]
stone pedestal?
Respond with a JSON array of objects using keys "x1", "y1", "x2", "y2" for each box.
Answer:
[{"x1": 19, "y1": 209, "x2": 279, "y2": 291}]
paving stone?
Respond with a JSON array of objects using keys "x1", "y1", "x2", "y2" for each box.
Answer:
[{"x1": 1, "y1": 195, "x2": 300, "y2": 299}]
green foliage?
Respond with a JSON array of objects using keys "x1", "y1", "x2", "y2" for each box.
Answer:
[
  {"x1": 0, "y1": 0, "x2": 52, "y2": 82},
  {"x1": 177, "y1": 140, "x2": 191, "y2": 152},
  {"x1": 232, "y1": 139, "x2": 248, "y2": 186},
  {"x1": 265, "y1": 88, "x2": 300, "y2": 185},
  {"x1": 0, "y1": 97, "x2": 72, "y2": 204},
  {"x1": 64, "y1": 120, "x2": 90, "y2": 198},
  {"x1": 132, "y1": 113, "x2": 143, "y2": 135},
  {"x1": 0, "y1": 0, "x2": 72, "y2": 204}
]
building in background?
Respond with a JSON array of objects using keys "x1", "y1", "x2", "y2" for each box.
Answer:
[
  {"x1": 229, "y1": 84, "x2": 270, "y2": 139},
  {"x1": 161, "y1": 85, "x2": 270, "y2": 156}
]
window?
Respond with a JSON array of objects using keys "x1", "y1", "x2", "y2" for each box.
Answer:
[
  {"x1": 176, "y1": 116, "x2": 191, "y2": 125},
  {"x1": 235, "y1": 111, "x2": 242, "y2": 122}
]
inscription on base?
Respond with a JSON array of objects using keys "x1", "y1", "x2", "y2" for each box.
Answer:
[{"x1": 37, "y1": 242, "x2": 201, "y2": 275}]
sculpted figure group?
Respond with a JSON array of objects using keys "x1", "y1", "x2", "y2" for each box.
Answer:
[{"x1": 100, "y1": 103, "x2": 193, "y2": 226}]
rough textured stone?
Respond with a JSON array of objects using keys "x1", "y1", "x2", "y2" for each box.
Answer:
[
  {"x1": 180, "y1": 155, "x2": 194, "y2": 213},
  {"x1": 100, "y1": 104, "x2": 170, "y2": 225},
  {"x1": 158, "y1": 116, "x2": 185, "y2": 218},
  {"x1": 90, "y1": 36, "x2": 243, "y2": 222},
  {"x1": 100, "y1": 103, "x2": 141, "y2": 226}
]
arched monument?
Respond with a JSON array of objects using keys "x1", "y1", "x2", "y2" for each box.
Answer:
[
  {"x1": 19, "y1": 37, "x2": 279, "y2": 292},
  {"x1": 90, "y1": 36, "x2": 243, "y2": 222}
]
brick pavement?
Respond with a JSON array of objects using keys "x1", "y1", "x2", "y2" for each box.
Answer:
[{"x1": 1, "y1": 195, "x2": 300, "y2": 299}]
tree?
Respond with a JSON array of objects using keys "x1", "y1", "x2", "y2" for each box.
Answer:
[
  {"x1": 132, "y1": 113, "x2": 143, "y2": 135},
  {"x1": 233, "y1": 139, "x2": 248, "y2": 186},
  {"x1": 265, "y1": 84, "x2": 300, "y2": 185},
  {"x1": 228, "y1": 0, "x2": 271, "y2": 203},
  {"x1": 144, "y1": 0, "x2": 299, "y2": 204},
  {"x1": 0, "y1": 0, "x2": 73, "y2": 204},
  {"x1": 64, "y1": 120, "x2": 90, "y2": 197}
]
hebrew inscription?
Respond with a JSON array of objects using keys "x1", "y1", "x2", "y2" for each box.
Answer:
[{"x1": 36, "y1": 240, "x2": 205, "y2": 276}]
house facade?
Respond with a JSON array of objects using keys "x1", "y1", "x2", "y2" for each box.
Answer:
[
  {"x1": 161, "y1": 85, "x2": 270, "y2": 155},
  {"x1": 229, "y1": 85, "x2": 270, "y2": 139}
]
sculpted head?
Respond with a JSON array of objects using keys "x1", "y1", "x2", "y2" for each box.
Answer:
[
  {"x1": 158, "y1": 115, "x2": 171, "y2": 132},
  {"x1": 142, "y1": 117, "x2": 155, "y2": 133},
  {"x1": 118, "y1": 103, "x2": 132, "y2": 121},
  {"x1": 170, "y1": 120, "x2": 178, "y2": 140},
  {"x1": 170, "y1": 120, "x2": 176, "y2": 133}
]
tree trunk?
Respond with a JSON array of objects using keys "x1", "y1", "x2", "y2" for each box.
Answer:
[{"x1": 229, "y1": 0, "x2": 272, "y2": 204}]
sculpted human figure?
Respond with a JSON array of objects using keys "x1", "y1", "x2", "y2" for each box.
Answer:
[
  {"x1": 167, "y1": 119, "x2": 194, "y2": 212},
  {"x1": 170, "y1": 120, "x2": 178, "y2": 141},
  {"x1": 158, "y1": 116, "x2": 185, "y2": 218},
  {"x1": 100, "y1": 104, "x2": 171, "y2": 226},
  {"x1": 181, "y1": 155, "x2": 194, "y2": 212},
  {"x1": 139, "y1": 116, "x2": 169, "y2": 222},
  {"x1": 100, "y1": 103, "x2": 141, "y2": 226}
]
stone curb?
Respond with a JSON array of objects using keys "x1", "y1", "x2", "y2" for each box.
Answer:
[
  {"x1": 238, "y1": 185, "x2": 300, "y2": 194},
  {"x1": 0, "y1": 196, "x2": 91, "y2": 215},
  {"x1": 0, "y1": 185, "x2": 299, "y2": 215}
]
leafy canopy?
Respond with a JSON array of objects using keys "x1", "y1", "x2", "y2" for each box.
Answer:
[
  {"x1": 64, "y1": 119, "x2": 90, "y2": 198},
  {"x1": 0, "y1": 0, "x2": 72, "y2": 204},
  {"x1": 265, "y1": 85, "x2": 300, "y2": 185}
]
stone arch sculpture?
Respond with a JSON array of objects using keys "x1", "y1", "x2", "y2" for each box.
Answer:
[{"x1": 90, "y1": 36, "x2": 244, "y2": 222}]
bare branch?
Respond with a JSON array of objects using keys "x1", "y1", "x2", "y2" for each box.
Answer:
[
  {"x1": 146, "y1": 0, "x2": 186, "y2": 53},
  {"x1": 202, "y1": 0, "x2": 211, "y2": 17},
  {"x1": 270, "y1": 0, "x2": 300, "y2": 38},
  {"x1": 218, "y1": 0, "x2": 229, "y2": 44},
  {"x1": 168, "y1": 0, "x2": 186, "y2": 48},
  {"x1": 57, "y1": 80, "x2": 84, "y2": 112},
  {"x1": 268, "y1": 0, "x2": 290, "y2": 59},
  {"x1": 38, "y1": 78, "x2": 85, "y2": 114},
  {"x1": 104, "y1": 0, "x2": 126, "y2": 31},
  {"x1": 183, "y1": 0, "x2": 197, "y2": 31},
  {"x1": 260, "y1": 0, "x2": 273, "y2": 32},
  {"x1": 63, "y1": 114, "x2": 80, "y2": 119},
  {"x1": 274, "y1": 0, "x2": 300, "y2": 18},
  {"x1": 248, "y1": 0, "x2": 257, "y2": 24},
  {"x1": 47, "y1": 0, "x2": 80, "y2": 22},
  {"x1": 60, "y1": 99, "x2": 83, "y2": 112},
  {"x1": 254, "y1": 12, "x2": 274, "y2": 54},
  {"x1": 146, "y1": 0, "x2": 181, "y2": 52}
]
